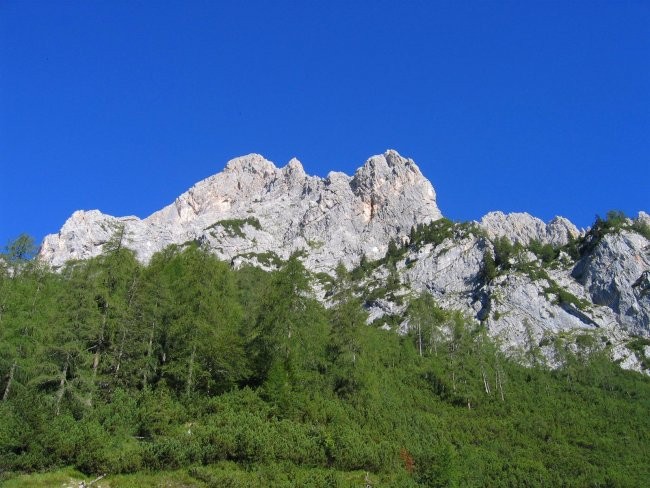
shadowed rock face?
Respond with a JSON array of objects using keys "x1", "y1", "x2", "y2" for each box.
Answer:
[
  {"x1": 572, "y1": 231, "x2": 650, "y2": 335},
  {"x1": 39, "y1": 150, "x2": 442, "y2": 271}
]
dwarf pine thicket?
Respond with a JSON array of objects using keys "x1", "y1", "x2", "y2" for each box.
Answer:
[{"x1": 0, "y1": 237, "x2": 649, "y2": 486}]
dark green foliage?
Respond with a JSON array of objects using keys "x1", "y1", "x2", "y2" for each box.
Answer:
[
  {"x1": 492, "y1": 235, "x2": 515, "y2": 269},
  {"x1": 627, "y1": 337, "x2": 650, "y2": 370},
  {"x1": 543, "y1": 280, "x2": 591, "y2": 311},
  {"x1": 481, "y1": 249, "x2": 497, "y2": 283},
  {"x1": 527, "y1": 239, "x2": 558, "y2": 265},
  {"x1": 565, "y1": 210, "x2": 649, "y2": 260},
  {"x1": 206, "y1": 218, "x2": 262, "y2": 238},
  {"x1": 350, "y1": 253, "x2": 371, "y2": 281},
  {"x1": 480, "y1": 236, "x2": 522, "y2": 283},
  {"x1": 348, "y1": 219, "x2": 484, "y2": 282},
  {"x1": 483, "y1": 235, "x2": 567, "y2": 285},
  {"x1": 2, "y1": 241, "x2": 650, "y2": 487},
  {"x1": 632, "y1": 219, "x2": 650, "y2": 240},
  {"x1": 385, "y1": 238, "x2": 404, "y2": 263},
  {"x1": 409, "y1": 218, "x2": 482, "y2": 250}
]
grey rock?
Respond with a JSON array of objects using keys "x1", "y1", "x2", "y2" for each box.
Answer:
[
  {"x1": 403, "y1": 235, "x2": 485, "y2": 311},
  {"x1": 373, "y1": 231, "x2": 645, "y2": 371},
  {"x1": 40, "y1": 150, "x2": 441, "y2": 271},
  {"x1": 479, "y1": 211, "x2": 580, "y2": 246},
  {"x1": 572, "y1": 230, "x2": 650, "y2": 335}
]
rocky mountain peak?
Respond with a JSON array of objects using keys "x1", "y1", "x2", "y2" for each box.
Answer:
[
  {"x1": 285, "y1": 157, "x2": 305, "y2": 173},
  {"x1": 350, "y1": 151, "x2": 439, "y2": 225},
  {"x1": 40, "y1": 151, "x2": 442, "y2": 270},
  {"x1": 353, "y1": 150, "x2": 425, "y2": 188},
  {"x1": 224, "y1": 153, "x2": 277, "y2": 175},
  {"x1": 282, "y1": 158, "x2": 307, "y2": 182}
]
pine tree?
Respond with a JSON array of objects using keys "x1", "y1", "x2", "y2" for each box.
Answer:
[{"x1": 328, "y1": 263, "x2": 367, "y2": 397}]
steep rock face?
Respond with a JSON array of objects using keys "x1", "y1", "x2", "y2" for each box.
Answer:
[
  {"x1": 485, "y1": 274, "x2": 592, "y2": 352},
  {"x1": 40, "y1": 150, "x2": 441, "y2": 271},
  {"x1": 39, "y1": 211, "x2": 146, "y2": 267},
  {"x1": 403, "y1": 235, "x2": 485, "y2": 311},
  {"x1": 366, "y1": 231, "x2": 647, "y2": 370},
  {"x1": 480, "y1": 270, "x2": 631, "y2": 361},
  {"x1": 572, "y1": 231, "x2": 650, "y2": 335},
  {"x1": 479, "y1": 211, "x2": 580, "y2": 246}
]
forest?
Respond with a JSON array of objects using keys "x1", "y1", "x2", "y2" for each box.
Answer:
[{"x1": 1, "y1": 233, "x2": 649, "y2": 487}]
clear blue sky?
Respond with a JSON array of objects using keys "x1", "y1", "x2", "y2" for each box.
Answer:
[{"x1": 1, "y1": 1, "x2": 648, "y2": 248}]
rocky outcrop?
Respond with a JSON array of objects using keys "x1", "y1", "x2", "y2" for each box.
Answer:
[
  {"x1": 479, "y1": 211, "x2": 580, "y2": 246},
  {"x1": 40, "y1": 150, "x2": 441, "y2": 271},
  {"x1": 403, "y1": 235, "x2": 486, "y2": 311},
  {"x1": 367, "y1": 228, "x2": 649, "y2": 370},
  {"x1": 572, "y1": 231, "x2": 650, "y2": 335},
  {"x1": 638, "y1": 211, "x2": 650, "y2": 228}
]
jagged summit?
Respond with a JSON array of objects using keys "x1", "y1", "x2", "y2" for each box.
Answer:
[
  {"x1": 479, "y1": 211, "x2": 580, "y2": 246},
  {"x1": 224, "y1": 153, "x2": 277, "y2": 174},
  {"x1": 40, "y1": 150, "x2": 442, "y2": 270},
  {"x1": 39, "y1": 150, "x2": 586, "y2": 270}
]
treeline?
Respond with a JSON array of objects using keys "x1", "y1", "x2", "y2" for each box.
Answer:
[{"x1": 1, "y1": 237, "x2": 649, "y2": 486}]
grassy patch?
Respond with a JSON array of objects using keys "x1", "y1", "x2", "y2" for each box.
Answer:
[
  {"x1": 627, "y1": 337, "x2": 650, "y2": 370},
  {"x1": 306, "y1": 239, "x2": 325, "y2": 250},
  {"x1": 205, "y1": 218, "x2": 262, "y2": 238},
  {"x1": 3, "y1": 467, "x2": 208, "y2": 487},
  {"x1": 188, "y1": 462, "x2": 373, "y2": 488},
  {"x1": 2, "y1": 467, "x2": 95, "y2": 488},
  {"x1": 236, "y1": 251, "x2": 283, "y2": 268},
  {"x1": 544, "y1": 280, "x2": 591, "y2": 311}
]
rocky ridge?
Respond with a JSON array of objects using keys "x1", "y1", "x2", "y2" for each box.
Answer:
[
  {"x1": 479, "y1": 211, "x2": 580, "y2": 246},
  {"x1": 40, "y1": 151, "x2": 441, "y2": 272},
  {"x1": 39, "y1": 151, "x2": 650, "y2": 372}
]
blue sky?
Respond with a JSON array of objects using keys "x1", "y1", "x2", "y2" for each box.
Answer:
[{"x1": 1, "y1": 1, "x2": 648, "y2": 248}]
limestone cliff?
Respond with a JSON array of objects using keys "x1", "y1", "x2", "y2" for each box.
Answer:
[{"x1": 40, "y1": 150, "x2": 441, "y2": 272}]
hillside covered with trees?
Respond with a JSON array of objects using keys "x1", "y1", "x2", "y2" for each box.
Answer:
[{"x1": 1, "y1": 235, "x2": 649, "y2": 487}]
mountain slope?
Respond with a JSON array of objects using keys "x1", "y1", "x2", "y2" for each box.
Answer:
[{"x1": 38, "y1": 151, "x2": 650, "y2": 372}]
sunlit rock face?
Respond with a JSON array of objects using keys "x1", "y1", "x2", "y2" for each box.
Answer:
[
  {"x1": 479, "y1": 211, "x2": 580, "y2": 246},
  {"x1": 40, "y1": 150, "x2": 442, "y2": 271}
]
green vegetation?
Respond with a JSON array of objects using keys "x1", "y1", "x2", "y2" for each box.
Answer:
[
  {"x1": 543, "y1": 280, "x2": 592, "y2": 311},
  {"x1": 1, "y1": 235, "x2": 650, "y2": 487},
  {"x1": 481, "y1": 210, "x2": 650, "y2": 287},
  {"x1": 627, "y1": 337, "x2": 650, "y2": 370},
  {"x1": 481, "y1": 235, "x2": 556, "y2": 285},
  {"x1": 206, "y1": 217, "x2": 262, "y2": 238},
  {"x1": 563, "y1": 210, "x2": 650, "y2": 259},
  {"x1": 479, "y1": 234, "x2": 591, "y2": 312},
  {"x1": 348, "y1": 219, "x2": 483, "y2": 282},
  {"x1": 409, "y1": 218, "x2": 484, "y2": 250},
  {"x1": 306, "y1": 239, "x2": 325, "y2": 250},
  {"x1": 236, "y1": 251, "x2": 283, "y2": 268},
  {"x1": 527, "y1": 239, "x2": 559, "y2": 265}
]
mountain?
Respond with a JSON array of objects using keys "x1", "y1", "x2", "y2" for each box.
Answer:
[
  {"x1": 40, "y1": 151, "x2": 441, "y2": 271},
  {"x1": 39, "y1": 150, "x2": 650, "y2": 372}
]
